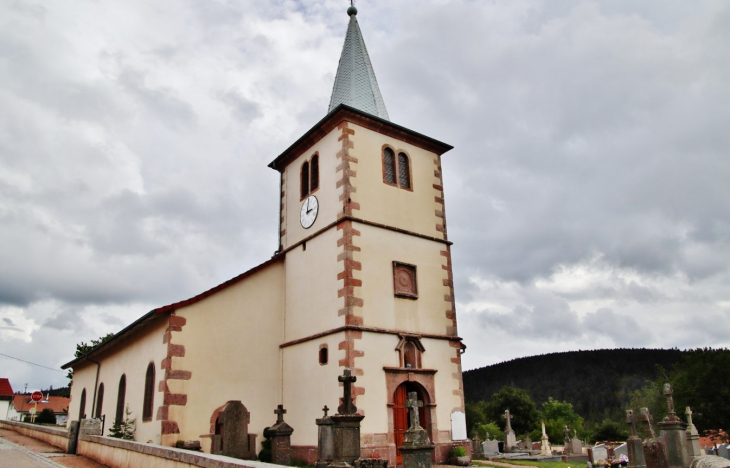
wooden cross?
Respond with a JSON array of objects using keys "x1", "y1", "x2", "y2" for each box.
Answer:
[
  {"x1": 274, "y1": 404, "x2": 287, "y2": 424},
  {"x1": 338, "y1": 368, "x2": 358, "y2": 415},
  {"x1": 322, "y1": 405, "x2": 329, "y2": 418},
  {"x1": 404, "y1": 392, "x2": 423, "y2": 430}
]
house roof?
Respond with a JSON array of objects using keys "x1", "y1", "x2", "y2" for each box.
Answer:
[
  {"x1": 12, "y1": 395, "x2": 70, "y2": 414},
  {"x1": 62, "y1": 254, "x2": 284, "y2": 370},
  {"x1": 0, "y1": 378, "x2": 13, "y2": 396},
  {"x1": 328, "y1": 6, "x2": 389, "y2": 120}
]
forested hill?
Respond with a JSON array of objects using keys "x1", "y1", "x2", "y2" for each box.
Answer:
[{"x1": 463, "y1": 348, "x2": 684, "y2": 421}]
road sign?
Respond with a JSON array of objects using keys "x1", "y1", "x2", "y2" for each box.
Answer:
[
  {"x1": 29, "y1": 407, "x2": 36, "y2": 414},
  {"x1": 31, "y1": 391, "x2": 43, "y2": 402}
]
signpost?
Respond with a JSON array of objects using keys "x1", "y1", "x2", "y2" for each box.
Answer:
[{"x1": 30, "y1": 391, "x2": 43, "y2": 423}]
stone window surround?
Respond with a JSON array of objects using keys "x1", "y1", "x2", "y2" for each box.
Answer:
[
  {"x1": 381, "y1": 145, "x2": 413, "y2": 192},
  {"x1": 394, "y1": 334, "x2": 425, "y2": 369}
]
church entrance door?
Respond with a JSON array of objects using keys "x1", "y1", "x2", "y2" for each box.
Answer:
[{"x1": 393, "y1": 382, "x2": 429, "y2": 465}]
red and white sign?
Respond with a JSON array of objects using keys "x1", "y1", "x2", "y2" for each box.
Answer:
[{"x1": 31, "y1": 391, "x2": 43, "y2": 403}]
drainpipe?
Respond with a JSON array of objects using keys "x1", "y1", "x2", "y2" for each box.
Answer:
[{"x1": 88, "y1": 357, "x2": 101, "y2": 420}]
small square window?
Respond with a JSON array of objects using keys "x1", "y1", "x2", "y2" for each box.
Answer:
[{"x1": 393, "y1": 262, "x2": 418, "y2": 299}]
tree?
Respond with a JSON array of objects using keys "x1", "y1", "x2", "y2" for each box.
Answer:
[
  {"x1": 465, "y1": 401, "x2": 488, "y2": 436},
  {"x1": 108, "y1": 405, "x2": 135, "y2": 440},
  {"x1": 541, "y1": 397, "x2": 585, "y2": 443},
  {"x1": 592, "y1": 419, "x2": 628, "y2": 442},
  {"x1": 67, "y1": 333, "x2": 115, "y2": 380},
  {"x1": 484, "y1": 386, "x2": 539, "y2": 436},
  {"x1": 35, "y1": 408, "x2": 57, "y2": 425}
]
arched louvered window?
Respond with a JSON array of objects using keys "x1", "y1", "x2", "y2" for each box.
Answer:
[
  {"x1": 95, "y1": 383, "x2": 104, "y2": 418},
  {"x1": 310, "y1": 154, "x2": 319, "y2": 191},
  {"x1": 78, "y1": 388, "x2": 87, "y2": 420},
  {"x1": 301, "y1": 161, "x2": 310, "y2": 199},
  {"x1": 143, "y1": 362, "x2": 155, "y2": 421},
  {"x1": 383, "y1": 147, "x2": 396, "y2": 184},
  {"x1": 116, "y1": 375, "x2": 126, "y2": 422},
  {"x1": 398, "y1": 152, "x2": 411, "y2": 189}
]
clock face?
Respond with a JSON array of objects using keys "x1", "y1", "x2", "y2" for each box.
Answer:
[{"x1": 300, "y1": 195, "x2": 319, "y2": 229}]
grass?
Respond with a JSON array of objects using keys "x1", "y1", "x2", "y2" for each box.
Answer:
[{"x1": 474, "y1": 460, "x2": 580, "y2": 468}]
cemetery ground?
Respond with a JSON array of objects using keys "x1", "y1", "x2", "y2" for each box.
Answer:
[{"x1": 473, "y1": 460, "x2": 575, "y2": 468}]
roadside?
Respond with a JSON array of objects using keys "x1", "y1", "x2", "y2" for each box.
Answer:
[{"x1": 0, "y1": 428, "x2": 107, "y2": 468}]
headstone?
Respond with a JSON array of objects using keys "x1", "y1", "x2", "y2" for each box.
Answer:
[
  {"x1": 590, "y1": 444, "x2": 609, "y2": 464},
  {"x1": 626, "y1": 410, "x2": 647, "y2": 468},
  {"x1": 640, "y1": 408, "x2": 670, "y2": 468},
  {"x1": 316, "y1": 406, "x2": 334, "y2": 468},
  {"x1": 269, "y1": 404, "x2": 294, "y2": 465},
  {"x1": 211, "y1": 401, "x2": 257, "y2": 460},
  {"x1": 471, "y1": 435, "x2": 483, "y2": 456},
  {"x1": 658, "y1": 384, "x2": 690, "y2": 468},
  {"x1": 540, "y1": 421, "x2": 553, "y2": 456},
  {"x1": 503, "y1": 410, "x2": 517, "y2": 451},
  {"x1": 717, "y1": 445, "x2": 729, "y2": 460},
  {"x1": 331, "y1": 369, "x2": 365, "y2": 468},
  {"x1": 571, "y1": 438, "x2": 584, "y2": 455},
  {"x1": 615, "y1": 444, "x2": 629, "y2": 459},
  {"x1": 686, "y1": 407, "x2": 703, "y2": 459},
  {"x1": 483, "y1": 440, "x2": 500, "y2": 456},
  {"x1": 80, "y1": 418, "x2": 102, "y2": 436},
  {"x1": 398, "y1": 392, "x2": 436, "y2": 468}
]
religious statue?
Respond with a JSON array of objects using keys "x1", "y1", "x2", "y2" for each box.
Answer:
[{"x1": 564, "y1": 425, "x2": 571, "y2": 444}]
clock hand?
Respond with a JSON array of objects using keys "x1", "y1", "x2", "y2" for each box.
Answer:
[{"x1": 307, "y1": 198, "x2": 313, "y2": 213}]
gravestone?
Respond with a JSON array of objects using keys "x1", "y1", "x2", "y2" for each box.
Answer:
[
  {"x1": 615, "y1": 444, "x2": 628, "y2": 459},
  {"x1": 330, "y1": 369, "x2": 365, "y2": 468},
  {"x1": 398, "y1": 392, "x2": 436, "y2": 468},
  {"x1": 570, "y1": 438, "x2": 584, "y2": 455},
  {"x1": 626, "y1": 410, "x2": 647, "y2": 468},
  {"x1": 540, "y1": 421, "x2": 552, "y2": 456},
  {"x1": 451, "y1": 411, "x2": 467, "y2": 440},
  {"x1": 503, "y1": 410, "x2": 517, "y2": 451},
  {"x1": 690, "y1": 455, "x2": 730, "y2": 468},
  {"x1": 640, "y1": 408, "x2": 670, "y2": 468},
  {"x1": 269, "y1": 404, "x2": 294, "y2": 465},
  {"x1": 80, "y1": 418, "x2": 102, "y2": 436},
  {"x1": 483, "y1": 440, "x2": 500, "y2": 456},
  {"x1": 316, "y1": 406, "x2": 334, "y2": 468},
  {"x1": 471, "y1": 433, "x2": 482, "y2": 456},
  {"x1": 590, "y1": 444, "x2": 609, "y2": 464},
  {"x1": 211, "y1": 401, "x2": 257, "y2": 460},
  {"x1": 717, "y1": 445, "x2": 729, "y2": 460},
  {"x1": 658, "y1": 384, "x2": 690, "y2": 468},
  {"x1": 686, "y1": 407, "x2": 703, "y2": 459}
]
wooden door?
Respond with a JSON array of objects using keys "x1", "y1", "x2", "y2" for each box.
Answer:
[{"x1": 393, "y1": 384, "x2": 408, "y2": 465}]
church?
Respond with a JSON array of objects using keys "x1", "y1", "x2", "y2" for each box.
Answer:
[{"x1": 63, "y1": 5, "x2": 467, "y2": 465}]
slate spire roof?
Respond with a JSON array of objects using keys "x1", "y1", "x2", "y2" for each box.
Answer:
[{"x1": 328, "y1": 5, "x2": 390, "y2": 120}]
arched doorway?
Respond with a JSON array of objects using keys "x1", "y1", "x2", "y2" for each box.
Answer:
[{"x1": 393, "y1": 382, "x2": 430, "y2": 464}]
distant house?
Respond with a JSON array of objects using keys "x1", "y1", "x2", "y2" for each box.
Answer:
[
  {"x1": 0, "y1": 379, "x2": 13, "y2": 420},
  {"x1": 6, "y1": 394, "x2": 70, "y2": 426}
]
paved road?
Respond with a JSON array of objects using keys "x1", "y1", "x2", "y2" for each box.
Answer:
[{"x1": 0, "y1": 429, "x2": 106, "y2": 468}]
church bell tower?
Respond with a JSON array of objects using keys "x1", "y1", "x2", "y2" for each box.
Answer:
[{"x1": 269, "y1": 5, "x2": 467, "y2": 464}]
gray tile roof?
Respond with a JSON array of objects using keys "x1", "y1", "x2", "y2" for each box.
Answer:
[{"x1": 328, "y1": 9, "x2": 389, "y2": 120}]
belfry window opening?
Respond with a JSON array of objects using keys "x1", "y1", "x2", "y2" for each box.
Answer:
[
  {"x1": 383, "y1": 147, "x2": 411, "y2": 190},
  {"x1": 301, "y1": 154, "x2": 320, "y2": 199}
]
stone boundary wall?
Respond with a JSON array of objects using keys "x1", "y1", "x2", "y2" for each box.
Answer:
[
  {"x1": 78, "y1": 434, "x2": 289, "y2": 468},
  {"x1": 0, "y1": 420, "x2": 70, "y2": 452}
]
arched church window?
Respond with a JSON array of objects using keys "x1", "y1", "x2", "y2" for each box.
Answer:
[
  {"x1": 143, "y1": 362, "x2": 155, "y2": 421},
  {"x1": 395, "y1": 335, "x2": 424, "y2": 369},
  {"x1": 116, "y1": 374, "x2": 126, "y2": 422},
  {"x1": 403, "y1": 342, "x2": 417, "y2": 368},
  {"x1": 398, "y1": 152, "x2": 411, "y2": 189},
  {"x1": 383, "y1": 147, "x2": 396, "y2": 184},
  {"x1": 78, "y1": 388, "x2": 87, "y2": 420},
  {"x1": 95, "y1": 383, "x2": 104, "y2": 418},
  {"x1": 301, "y1": 161, "x2": 310, "y2": 199}
]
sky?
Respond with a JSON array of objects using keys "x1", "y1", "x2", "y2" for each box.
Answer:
[{"x1": 0, "y1": 0, "x2": 728, "y2": 392}]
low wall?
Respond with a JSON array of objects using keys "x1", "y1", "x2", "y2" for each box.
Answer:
[
  {"x1": 78, "y1": 434, "x2": 288, "y2": 468},
  {"x1": 0, "y1": 420, "x2": 70, "y2": 452}
]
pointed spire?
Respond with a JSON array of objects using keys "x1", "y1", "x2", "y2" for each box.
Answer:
[{"x1": 328, "y1": 4, "x2": 390, "y2": 120}]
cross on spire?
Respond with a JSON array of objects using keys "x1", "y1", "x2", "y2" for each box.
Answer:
[
  {"x1": 338, "y1": 368, "x2": 358, "y2": 415},
  {"x1": 404, "y1": 392, "x2": 423, "y2": 430},
  {"x1": 274, "y1": 404, "x2": 287, "y2": 424}
]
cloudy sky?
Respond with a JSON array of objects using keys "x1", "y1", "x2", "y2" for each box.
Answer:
[{"x1": 1, "y1": 0, "x2": 728, "y2": 391}]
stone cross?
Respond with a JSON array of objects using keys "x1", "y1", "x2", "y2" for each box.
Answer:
[
  {"x1": 663, "y1": 383, "x2": 675, "y2": 415},
  {"x1": 564, "y1": 425, "x2": 571, "y2": 443},
  {"x1": 322, "y1": 405, "x2": 329, "y2": 418},
  {"x1": 275, "y1": 404, "x2": 287, "y2": 424},
  {"x1": 337, "y1": 368, "x2": 358, "y2": 415},
  {"x1": 685, "y1": 407, "x2": 693, "y2": 426},
  {"x1": 640, "y1": 407, "x2": 657, "y2": 440},
  {"x1": 503, "y1": 409, "x2": 514, "y2": 432},
  {"x1": 626, "y1": 409, "x2": 639, "y2": 438},
  {"x1": 405, "y1": 392, "x2": 423, "y2": 430}
]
